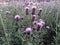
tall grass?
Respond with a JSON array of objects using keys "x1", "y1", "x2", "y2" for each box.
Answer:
[{"x1": 0, "y1": 1, "x2": 60, "y2": 45}]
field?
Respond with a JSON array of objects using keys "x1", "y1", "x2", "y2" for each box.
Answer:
[{"x1": 0, "y1": 1, "x2": 60, "y2": 45}]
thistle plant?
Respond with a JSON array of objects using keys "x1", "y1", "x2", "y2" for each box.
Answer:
[{"x1": 0, "y1": 1, "x2": 60, "y2": 45}]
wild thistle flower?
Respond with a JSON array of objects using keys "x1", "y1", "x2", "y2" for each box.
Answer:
[
  {"x1": 38, "y1": 8, "x2": 42, "y2": 16},
  {"x1": 32, "y1": 15, "x2": 36, "y2": 22},
  {"x1": 32, "y1": 6, "x2": 36, "y2": 15},
  {"x1": 46, "y1": 26, "x2": 50, "y2": 29},
  {"x1": 36, "y1": 19, "x2": 45, "y2": 31},
  {"x1": 37, "y1": 23, "x2": 43, "y2": 31},
  {"x1": 15, "y1": 15, "x2": 20, "y2": 21},
  {"x1": 24, "y1": 27, "x2": 32, "y2": 35},
  {"x1": 25, "y1": 7, "x2": 29, "y2": 15},
  {"x1": 39, "y1": 19, "x2": 45, "y2": 25},
  {"x1": 32, "y1": 21, "x2": 38, "y2": 30}
]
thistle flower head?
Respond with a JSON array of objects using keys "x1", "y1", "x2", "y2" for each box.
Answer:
[
  {"x1": 37, "y1": 22, "x2": 43, "y2": 27},
  {"x1": 32, "y1": 6, "x2": 37, "y2": 15},
  {"x1": 37, "y1": 22, "x2": 44, "y2": 31},
  {"x1": 15, "y1": 15, "x2": 20, "y2": 21},
  {"x1": 39, "y1": 19, "x2": 45, "y2": 25},
  {"x1": 32, "y1": 15, "x2": 36, "y2": 22},
  {"x1": 46, "y1": 26, "x2": 50, "y2": 29},
  {"x1": 38, "y1": 8, "x2": 42, "y2": 16},
  {"x1": 25, "y1": 7, "x2": 29, "y2": 15},
  {"x1": 25, "y1": 27, "x2": 32, "y2": 35},
  {"x1": 38, "y1": 8, "x2": 42, "y2": 11}
]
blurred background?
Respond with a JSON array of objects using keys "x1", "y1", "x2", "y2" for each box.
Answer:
[{"x1": 0, "y1": 0, "x2": 59, "y2": 3}]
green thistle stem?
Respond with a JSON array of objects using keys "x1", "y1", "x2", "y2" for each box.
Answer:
[{"x1": 55, "y1": 8, "x2": 58, "y2": 45}]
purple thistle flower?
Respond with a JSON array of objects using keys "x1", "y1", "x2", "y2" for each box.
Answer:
[
  {"x1": 25, "y1": 7, "x2": 29, "y2": 15},
  {"x1": 38, "y1": 8, "x2": 42, "y2": 16},
  {"x1": 36, "y1": 19, "x2": 45, "y2": 31},
  {"x1": 32, "y1": 15, "x2": 36, "y2": 22},
  {"x1": 37, "y1": 19, "x2": 45, "y2": 31},
  {"x1": 15, "y1": 15, "x2": 20, "y2": 21},
  {"x1": 24, "y1": 27, "x2": 32, "y2": 35},
  {"x1": 32, "y1": 21, "x2": 37, "y2": 30},
  {"x1": 37, "y1": 23, "x2": 43, "y2": 31},
  {"x1": 46, "y1": 26, "x2": 50, "y2": 29},
  {"x1": 32, "y1": 6, "x2": 36, "y2": 15},
  {"x1": 39, "y1": 19, "x2": 45, "y2": 25}
]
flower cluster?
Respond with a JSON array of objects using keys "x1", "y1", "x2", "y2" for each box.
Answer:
[
  {"x1": 14, "y1": 13, "x2": 50, "y2": 35},
  {"x1": 13, "y1": 6, "x2": 51, "y2": 45},
  {"x1": 24, "y1": 6, "x2": 42, "y2": 16},
  {"x1": 32, "y1": 19, "x2": 45, "y2": 31}
]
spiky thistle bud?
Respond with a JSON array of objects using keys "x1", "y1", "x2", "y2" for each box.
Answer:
[
  {"x1": 32, "y1": 6, "x2": 36, "y2": 15},
  {"x1": 25, "y1": 7, "x2": 29, "y2": 15}
]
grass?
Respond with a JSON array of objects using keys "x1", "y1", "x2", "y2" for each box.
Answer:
[{"x1": 0, "y1": 1, "x2": 60, "y2": 45}]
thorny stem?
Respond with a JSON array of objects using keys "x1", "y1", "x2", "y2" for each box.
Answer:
[{"x1": 0, "y1": 14, "x2": 10, "y2": 45}]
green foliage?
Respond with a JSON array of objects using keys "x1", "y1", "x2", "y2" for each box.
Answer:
[{"x1": 0, "y1": 1, "x2": 60, "y2": 45}]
